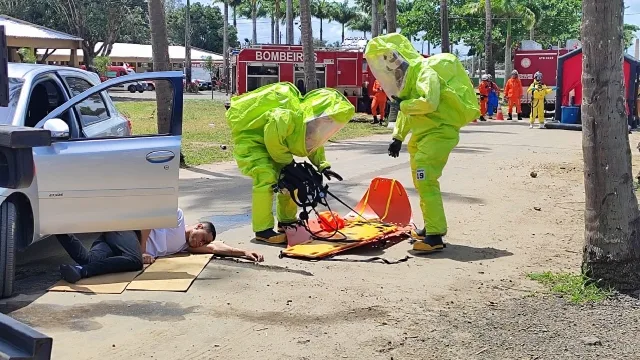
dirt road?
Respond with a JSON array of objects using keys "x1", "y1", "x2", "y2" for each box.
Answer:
[{"x1": 4, "y1": 122, "x2": 640, "y2": 359}]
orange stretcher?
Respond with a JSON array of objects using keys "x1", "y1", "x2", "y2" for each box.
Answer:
[{"x1": 280, "y1": 178, "x2": 414, "y2": 260}]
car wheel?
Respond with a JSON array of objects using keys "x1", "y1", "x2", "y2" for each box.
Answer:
[
  {"x1": 137, "y1": 84, "x2": 144, "y2": 93},
  {"x1": 147, "y1": 84, "x2": 155, "y2": 91},
  {"x1": 0, "y1": 201, "x2": 17, "y2": 299},
  {"x1": 128, "y1": 85, "x2": 136, "y2": 93}
]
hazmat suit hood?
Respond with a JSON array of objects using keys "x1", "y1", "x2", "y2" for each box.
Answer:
[
  {"x1": 301, "y1": 88, "x2": 355, "y2": 154},
  {"x1": 364, "y1": 33, "x2": 422, "y2": 98}
]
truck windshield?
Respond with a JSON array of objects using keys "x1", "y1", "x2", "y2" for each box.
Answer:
[{"x1": 0, "y1": 78, "x2": 25, "y2": 125}]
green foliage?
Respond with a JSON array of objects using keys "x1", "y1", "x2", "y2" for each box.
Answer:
[
  {"x1": 624, "y1": 24, "x2": 640, "y2": 49},
  {"x1": 203, "y1": 56, "x2": 217, "y2": 79},
  {"x1": 17, "y1": 48, "x2": 37, "y2": 63},
  {"x1": 93, "y1": 56, "x2": 111, "y2": 76},
  {"x1": 332, "y1": 0, "x2": 357, "y2": 26},
  {"x1": 528, "y1": 271, "x2": 613, "y2": 304},
  {"x1": 167, "y1": 3, "x2": 239, "y2": 53},
  {"x1": 347, "y1": 12, "x2": 372, "y2": 36}
]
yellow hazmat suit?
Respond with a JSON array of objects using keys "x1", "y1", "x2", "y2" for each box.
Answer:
[
  {"x1": 527, "y1": 79, "x2": 552, "y2": 126},
  {"x1": 364, "y1": 34, "x2": 480, "y2": 250},
  {"x1": 226, "y1": 83, "x2": 355, "y2": 243}
]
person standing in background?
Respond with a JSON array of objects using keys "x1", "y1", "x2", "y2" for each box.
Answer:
[
  {"x1": 371, "y1": 79, "x2": 388, "y2": 125},
  {"x1": 504, "y1": 70, "x2": 523, "y2": 120}
]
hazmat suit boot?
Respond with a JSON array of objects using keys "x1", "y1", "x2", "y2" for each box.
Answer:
[
  {"x1": 255, "y1": 229, "x2": 288, "y2": 244},
  {"x1": 508, "y1": 114, "x2": 513, "y2": 120},
  {"x1": 479, "y1": 116, "x2": 486, "y2": 122},
  {"x1": 371, "y1": 115, "x2": 379, "y2": 124},
  {"x1": 518, "y1": 113, "x2": 523, "y2": 120},
  {"x1": 411, "y1": 228, "x2": 445, "y2": 252}
]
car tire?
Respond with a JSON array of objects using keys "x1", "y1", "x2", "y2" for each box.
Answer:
[
  {"x1": 137, "y1": 84, "x2": 144, "y2": 93},
  {"x1": 0, "y1": 201, "x2": 17, "y2": 299},
  {"x1": 147, "y1": 84, "x2": 155, "y2": 91},
  {"x1": 128, "y1": 85, "x2": 136, "y2": 93}
]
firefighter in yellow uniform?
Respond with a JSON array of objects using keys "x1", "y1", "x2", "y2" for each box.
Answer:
[{"x1": 527, "y1": 71, "x2": 553, "y2": 128}]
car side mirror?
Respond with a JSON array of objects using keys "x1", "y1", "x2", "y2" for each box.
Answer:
[{"x1": 43, "y1": 118, "x2": 69, "y2": 140}]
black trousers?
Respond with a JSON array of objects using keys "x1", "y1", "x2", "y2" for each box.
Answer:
[{"x1": 57, "y1": 231, "x2": 143, "y2": 277}]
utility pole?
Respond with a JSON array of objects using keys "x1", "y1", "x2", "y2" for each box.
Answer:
[{"x1": 185, "y1": 0, "x2": 192, "y2": 84}]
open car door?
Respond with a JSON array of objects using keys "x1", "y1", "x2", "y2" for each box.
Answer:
[{"x1": 32, "y1": 72, "x2": 184, "y2": 235}]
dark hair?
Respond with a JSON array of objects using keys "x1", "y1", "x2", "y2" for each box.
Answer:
[{"x1": 201, "y1": 221, "x2": 216, "y2": 241}]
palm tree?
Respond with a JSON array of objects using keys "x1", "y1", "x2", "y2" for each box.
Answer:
[
  {"x1": 371, "y1": 0, "x2": 379, "y2": 37},
  {"x1": 440, "y1": 0, "x2": 450, "y2": 53},
  {"x1": 239, "y1": 1, "x2": 267, "y2": 44},
  {"x1": 386, "y1": 0, "x2": 396, "y2": 33},
  {"x1": 147, "y1": 0, "x2": 172, "y2": 133},
  {"x1": 286, "y1": 0, "x2": 294, "y2": 43},
  {"x1": 311, "y1": 0, "x2": 333, "y2": 42},
  {"x1": 581, "y1": 0, "x2": 640, "y2": 290},
  {"x1": 299, "y1": 0, "x2": 317, "y2": 91},
  {"x1": 229, "y1": 0, "x2": 242, "y2": 28},
  {"x1": 223, "y1": 0, "x2": 229, "y2": 93},
  {"x1": 332, "y1": 1, "x2": 357, "y2": 42},
  {"x1": 484, "y1": 0, "x2": 494, "y2": 78},
  {"x1": 348, "y1": 12, "x2": 371, "y2": 38}
]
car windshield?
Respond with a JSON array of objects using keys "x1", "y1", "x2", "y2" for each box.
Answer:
[{"x1": 0, "y1": 78, "x2": 24, "y2": 125}]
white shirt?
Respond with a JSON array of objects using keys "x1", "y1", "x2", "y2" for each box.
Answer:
[{"x1": 145, "y1": 208, "x2": 188, "y2": 257}]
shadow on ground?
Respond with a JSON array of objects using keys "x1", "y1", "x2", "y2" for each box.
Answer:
[{"x1": 409, "y1": 243, "x2": 513, "y2": 262}]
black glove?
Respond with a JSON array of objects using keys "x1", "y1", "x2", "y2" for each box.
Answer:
[
  {"x1": 322, "y1": 167, "x2": 343, "y2": 181},
  {"x1": 391, "y1": 95, "x2": 402, "y2": 104},
  {"x1": 388, "y1": 139, "x2": 402, "y2": 158}
]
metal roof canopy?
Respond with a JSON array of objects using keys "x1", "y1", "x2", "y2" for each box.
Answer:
[
  {"x1": 0, "y1": 15, "x2": 82, "y2": 50},
  {"x1": 38, "y1": 43, "x2": 223, "y2": 63}
]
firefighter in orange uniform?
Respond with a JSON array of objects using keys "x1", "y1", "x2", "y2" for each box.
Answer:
[
  {"x1": 371, "y1": 79, "x2": 387, "y2": 125},
  {"x1": 504, "y1": 70, "x2": 523, "y2": 120},
  {"x1": 478, "y1": 74, "x2": 490, "y2": 121}
]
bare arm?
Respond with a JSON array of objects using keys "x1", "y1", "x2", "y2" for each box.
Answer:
[
  {"x1": 188, "y1": 241, "x2": 264, "y2": 262},
  {"x1": 139, "y1": 229, "x2": 152, "y2": 254}
]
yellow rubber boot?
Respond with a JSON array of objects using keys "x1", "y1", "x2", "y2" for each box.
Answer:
[
  {"x1": 411, "y1": 229, "x2": 445, "y2": 252},
  {"x1": 255, "y1": 229, "x2": 288, "y2": 244}
]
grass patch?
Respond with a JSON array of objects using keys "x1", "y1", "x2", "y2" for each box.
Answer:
[
  {"x1": 527, "y1": 271, "x2": 613, "y2": 304},
  {"x1": 115, "y1": 100, "x2": 391, "y2": 166}
]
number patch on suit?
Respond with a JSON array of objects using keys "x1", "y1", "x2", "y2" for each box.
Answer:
[{"x1": 416, "y1": 169, "x2": 425, "y2": 181}]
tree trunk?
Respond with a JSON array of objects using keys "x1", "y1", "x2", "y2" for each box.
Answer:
[
  {"x1": 148, "y1": 0, "x2": 172, "y2": 134},
  {"x1": 275, "y1": 0, "x2": 281, "y2": 44},
  {"x1": 252, "y1": 1, "x2": 258, "y2": 44},
  {"x1": 529, "y1": 26, "x2": 534, "y2": 41},
  {"x1": 185, "y1": 0, "x2": 192, "y2": 84},
  {"x1": 440, "y1": 0, "x2": 450, "y2": 53},
  {"x1": 286, "y1": 0, "x2": 294, "y2": 44},
  {"x1": 271, "y1": 15, "x2": 275, "y2": 43},
  {"x1": 504, "y1": 17, "x2": 512, "y2": 79},
  {"x1": 582, "y1": 0, "x2": 640, "y2": 291},
  {"x1": 341, "y1": 24, "x2": 345, "y2": 43},
  {"x1": 386, "y1": 0, "x2": 397, "y2": 33},
  {"x1": 233, "y1": 6, "x2": 237, "y2": 28},
  {"x1": 371, "y1": 0, "x2": 379, "y2": 38},
  {"x1": 299, "y1": 0, "x2": 317, "y2": 91},
  {"x1": 484, "y1": 0, "x2": 494, "y2": 77},
  {"x1": 223, "y1": 0, "x2": 229, "y2": 95},
  {"x1": 82, "y1": 41, "x2": 96, "y2": 70}
]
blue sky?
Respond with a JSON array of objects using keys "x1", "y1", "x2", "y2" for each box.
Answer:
[{"x1": 193, "y1": 0, "x2": 640, "y2": 56}]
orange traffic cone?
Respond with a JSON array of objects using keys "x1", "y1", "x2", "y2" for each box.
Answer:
[{"x1": 495, "y1": 106, "x2": 504, "y2": 121}]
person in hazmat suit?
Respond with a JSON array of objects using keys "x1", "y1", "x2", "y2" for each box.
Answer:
[
  {"x1": 478, "y1": 74, "x2": 490, "y2": 121},
  {"x1": 226, "y1": 83, "x2": 355, "y2": 244},
  {"x1": 503, "y1": 70, "x2": 523, "y2": 120},
  {"x1": 527, "y1": 71, "x2": 552, "y2": 128},
  {"x1": 364, "y1": 33, "x2": 480, "y2": 252}
]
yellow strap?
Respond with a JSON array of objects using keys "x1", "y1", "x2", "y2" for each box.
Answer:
[{"x1": 380, "y1": 180, "x2": 396, "y2": 221}]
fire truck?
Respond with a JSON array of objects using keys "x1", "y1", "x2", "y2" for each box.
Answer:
[
  {"x1": 513, "y1": 41, "x2": 576, "y2": 117},
  {"x1": 230, "y1": 44, "x2": 366, "y2": 109}
]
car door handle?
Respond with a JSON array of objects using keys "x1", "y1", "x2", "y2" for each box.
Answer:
[{"x1": 146, "y1": 150, "x2": 175, "y2": 163}]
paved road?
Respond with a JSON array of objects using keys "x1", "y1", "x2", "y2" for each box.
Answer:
[{"x1": 2, "y1": 122, "x2": 593, "y2": 359}]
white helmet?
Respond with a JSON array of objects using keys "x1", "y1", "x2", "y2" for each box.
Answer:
[
  {"x1": 481, "y1": 74, "x2": 489, "y2": 81},
  {"x1": 511, "y1": 70, "x2": 519, "y2": 76},
  {"x1": 534, "y1": 71, "x2": 543, "y2": 81}
]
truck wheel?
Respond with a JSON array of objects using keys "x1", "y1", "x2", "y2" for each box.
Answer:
[
  {"x1": 0, "y1": 201, "x2": 17, "y2": 298},
  {"x1": 521, "y1": 104, "x2": 531, "y2": 118},
  {"x1": 128, "y1": 85, "x2": 136, "y2": 93}
]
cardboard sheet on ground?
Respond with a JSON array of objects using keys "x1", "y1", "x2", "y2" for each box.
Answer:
[
  {"x1": 49, "y1": 265, "x2": 149, "y2": 294},
  {"x1": 126, "y1": 253, "x2": 213, "y2": 292}
]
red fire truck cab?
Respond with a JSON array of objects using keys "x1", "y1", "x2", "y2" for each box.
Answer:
[{"x1": 232, "y1": 45, "x2": 365, "y2": 108}]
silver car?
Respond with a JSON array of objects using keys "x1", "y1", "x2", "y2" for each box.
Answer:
[{"x1": 0, "y1": 64, "x2": 184, "y2": 298}]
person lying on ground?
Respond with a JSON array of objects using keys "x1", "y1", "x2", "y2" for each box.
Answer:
[
  {"x1": 138, "y1": 208, "x2": 264, "y2": 265},
  {"x1": 57, "y1": 208, "x2": 264, "y2": 283}
]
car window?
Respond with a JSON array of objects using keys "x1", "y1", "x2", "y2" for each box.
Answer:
[
  {"x1": 0, "y1": 78, "x2": 24, "y2": 125},
  {"x1": 64, "y1": 77, "x2": 110, "y2": 127}
]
